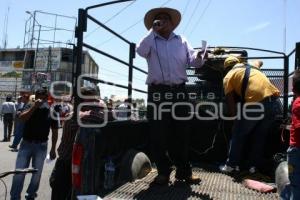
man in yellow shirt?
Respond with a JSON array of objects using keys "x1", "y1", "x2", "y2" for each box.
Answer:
[{"x1": 220, "y1": 56, "x2": 282, "y2": 174}]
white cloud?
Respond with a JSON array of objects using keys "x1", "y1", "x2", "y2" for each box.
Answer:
[{"x1": 245, "y1": 22, "x2": 271, "y2": 33}]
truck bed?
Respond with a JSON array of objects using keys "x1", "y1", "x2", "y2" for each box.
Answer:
[{"x1": 103, "y1": 168, "x2": 279, "y2": 200}]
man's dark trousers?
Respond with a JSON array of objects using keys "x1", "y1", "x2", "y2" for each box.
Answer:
[
  {"x1": 3, "y1": 113, "x2": 13, "y2": 141},
  {"x1": 147, "y1": 84, "x2": 191, "y2": 178}
]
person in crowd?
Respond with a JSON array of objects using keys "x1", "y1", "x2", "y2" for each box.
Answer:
[
  {"x1": 10, "y1": 88, "x2": 59, "y2": 200},
  {"x1": 53, "y1": 103, "x2": 63, "y2": 128},
  {"x1": 0, "y1": 95, "x2": 16, "y2": 142},
  {"x1": 50, "y1": 87, "x2": 114, "y2": 200},
  {"x1": 9, "y1": 94, "x2": 30, "y2": 151},
  {"x1": 107, "y1": 98, "x2": 114, "y2": 111},
  {"x1": 14, "y1": 96, "x2": 24, "y2": 112},
  {"x1": 106, "y1": 98, "x2": 116, "y2": 121},
  {"x1": 136, "y1": 7, "x2": 206, "y2": 184},
  {"x1": 61, "y1": 101, "x2": 71, "y2": 123},
  {"x1": 131, "y1": 102, "x2": 139, "y2": 121},
  {"x1": 280, "y1": 69, "x2": 300, "y2": 200},
  {"x1": 12, "y1": 96, "x2": 24, "y2": 135},
  {"x1": 116, "y1": 98, "x2": 130, "y2": 120},
  {"x1": 220, "y1": 56, "x2": 282, "y2": 174}
]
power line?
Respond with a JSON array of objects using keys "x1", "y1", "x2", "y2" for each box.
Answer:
[
  {"x1": 161, "y1": 0, "x2": 173, "y2": 6},
  {"x1": 176, "y1": 0, "x2": 191, "y2": 33},
  {"x1": 104, "y1": 0, "x2": 136, "y2": 24},
  {"x1": 182, "y1": 0, "x2": 202, "y2": 34},
  {"x1": 101, "y1": 65, "x2": 146, "y2": 78},
  {"x1": 100, "y1": 67, "x2": 146, "y2": 83},
  {"x1": 99, "y1": 72, "x2": 128, "y2": 81},
  {"x1": 84, "y1": 0, "x2": 137, "y2": 39},
  {"x1": 187, "y1": 0, "x2": 212, "y2": 38},
  {"x1": 182, "y1": 0, "x2": 192, "y2": 17},
  {"x1": 95, "y1": 0, "x2": 174, "y2": 47},
  {"x1": 95, "y1": 19, "x2": 142, "y2": 47},
  {"x1": 101, "y1": 67, "x2": 131, "y2": 78}
]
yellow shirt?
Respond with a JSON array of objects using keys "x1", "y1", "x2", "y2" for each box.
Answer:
[{"x1": 223, "y1": 64, "x2": 280, "y2": 102}]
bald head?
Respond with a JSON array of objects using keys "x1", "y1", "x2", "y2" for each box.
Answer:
[{"x1": 251, "y1": 60, "x2": 263, "y2": 68}]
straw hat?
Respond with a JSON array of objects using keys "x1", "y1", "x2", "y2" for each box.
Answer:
[{"x1": 144, "y1": 7, "x2": 181, "y2": 30}]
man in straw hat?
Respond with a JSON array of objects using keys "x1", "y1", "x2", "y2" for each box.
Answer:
[
  {"x1": 220, "y1": 56, "x2": 282, "y2": 174},
  {"x1": 136, "y1": 7, "x2": 206, "y2": 185}
]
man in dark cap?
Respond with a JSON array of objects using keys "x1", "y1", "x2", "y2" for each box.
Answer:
[
  {"x1": 10, "y1": 88, "x2": 59, "y2": 200},
  {"x1": 136, "y1": 7, "x2": 206, "y2": 184}
]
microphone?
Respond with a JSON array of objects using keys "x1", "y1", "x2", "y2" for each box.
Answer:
[{"x1": 153, "y1": 20, "x2": 162, "y2": 27}]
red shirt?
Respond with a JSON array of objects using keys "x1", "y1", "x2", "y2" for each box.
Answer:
[{"x1": 290, "y1": 97, "x2": 300, "y2": 147}]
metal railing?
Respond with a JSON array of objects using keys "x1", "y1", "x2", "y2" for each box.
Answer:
[
  {"x1": 191, "y1": 46, "x2": 294, "y2": 119},
  {"x1": 73, "y1": 1, "x2": 299, "y2": 121},
  {"x1": 73, "y1": 0, "x2": 146, "y2": 114}
]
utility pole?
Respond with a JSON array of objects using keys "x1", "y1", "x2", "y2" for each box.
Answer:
[
  {"x1": 283, "y1": 0, "x2": 287, "y2": 53},
  {"x1": 2, "y1": 6, "x2": 10, "y2": 49}
]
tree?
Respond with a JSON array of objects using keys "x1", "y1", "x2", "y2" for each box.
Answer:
[
  {"x1": 1, "y1": 71, "x2": 22, "y2": 99},
  {"x1": 2, "y1": 70, "x2": 22, "y2": 78}
]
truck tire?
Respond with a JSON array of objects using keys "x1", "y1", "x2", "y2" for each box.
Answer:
[
  {"x1": 275, "y1": 161, "x2": 290, "y2": 194},
  {"x1": 117, "y1": 149, "x2": 151, "y2": 184}
]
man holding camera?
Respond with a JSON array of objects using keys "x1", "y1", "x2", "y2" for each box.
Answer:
[
  {"x1": 136, "y1": 7, "x2": 206, "y2": 185},
  {"x1": 10, "y1": 88, "x2": 59, "y2": 200}
]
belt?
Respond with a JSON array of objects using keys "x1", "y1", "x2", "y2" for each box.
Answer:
[
  {"x1": 23, "y1": 139, "x2": 47, "y2": 144},
  {"x1": 262, "y1": 95, "x2": 278, "y2": 102},
  {"x1": 149, "y1": 83, "x2": 185, "y2": 90}
]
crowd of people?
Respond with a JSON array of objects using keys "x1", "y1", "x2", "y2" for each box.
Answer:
[
  {"x1": 0, "y1": 86, "x2": 145, "y2": 200},
  {"x1": 0, "y1": 6, "x2": 298, "y2": 200}
]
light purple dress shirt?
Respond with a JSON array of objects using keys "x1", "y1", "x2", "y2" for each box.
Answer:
[{"x1": 136, "y1": 30, "x2": 204, "y2": 85}]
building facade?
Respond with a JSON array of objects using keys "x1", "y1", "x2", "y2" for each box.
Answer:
[{"x1": 0, "y1": 47, "x2": 99, "y2": 102}]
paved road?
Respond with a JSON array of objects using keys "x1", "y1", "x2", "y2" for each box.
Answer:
[{"x1": 0, "y1": 121, "x2": 62, "y2": 200}]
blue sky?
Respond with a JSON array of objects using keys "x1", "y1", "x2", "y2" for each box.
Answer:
[{"x1": 0, "y1": 0, "x2": 299, "y2": 100}]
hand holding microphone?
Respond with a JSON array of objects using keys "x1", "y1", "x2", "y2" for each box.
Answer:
[
  {"x1": 153, "y1": 20, "x2": 162, "y2": 27},
  {"x1": 153, "y1": 19, "x2": 165, "y2": 32}
]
